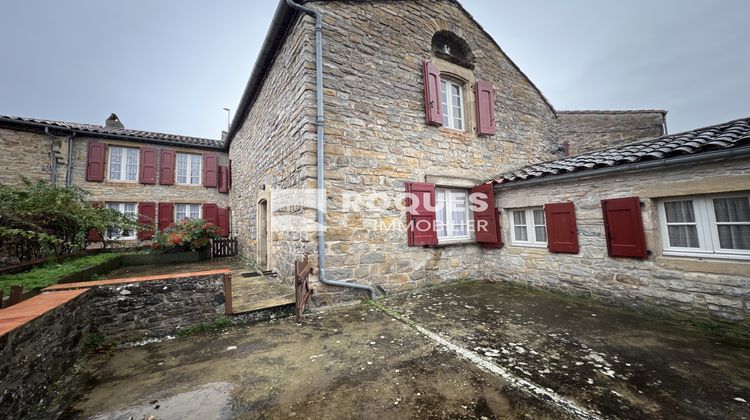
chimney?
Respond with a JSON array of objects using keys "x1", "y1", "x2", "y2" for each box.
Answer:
[{"x1": 105, "y1": 113, "x2": 124, "y2": 129}]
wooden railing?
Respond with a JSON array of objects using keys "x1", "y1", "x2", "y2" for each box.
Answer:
[{"x1": 211, "y1": 237, "x2": 238, "y2": 258}]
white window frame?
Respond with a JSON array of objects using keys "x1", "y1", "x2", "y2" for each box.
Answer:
[
  {"x1": 175, "y1": 203, "x2": 202, "y2": 223},
  {"x1": 105, "y1": 202, "x2": 137, "y2": 240},
  {"x1": 435, "y1": 187, "x2": 472, "y2": 243},
  {"x1": 659, "y1": 193, "x2": 750, "y2": 261},
  {"x1": 107, "y1": 146, "x2": 139, "y2": 182},
  {"x1": 440, "y1": 78, "x2": 465, "y2": 131},
  {"x1": 176, "y1": 153, "x2": 202, "y2": 186},
  {"x1": 509, "y1": 207, "x2": 547, "y2": 248}
]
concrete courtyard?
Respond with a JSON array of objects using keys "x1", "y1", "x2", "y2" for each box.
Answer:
[{"x1": 59, "y1": 281, "x2": 749, "y2": 419}]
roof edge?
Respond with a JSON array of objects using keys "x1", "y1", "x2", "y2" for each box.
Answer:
[{"x1": 557, "y1": 109, "x2": 668, "y2": 115}]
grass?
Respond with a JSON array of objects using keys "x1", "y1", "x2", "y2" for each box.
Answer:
[
  {"x1": 177, "y1": 317, "x2": 232, "y2": 337},
  {"x1": 0, "y1": 252, "x2": 124, "y2": 294}
]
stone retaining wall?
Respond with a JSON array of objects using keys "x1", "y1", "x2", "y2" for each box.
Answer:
[
  {"x1": 0, "y1": 290, "x2": 92, "y2": 420},
  {"x1": 46, "y1": 269, "x2": 232, "y2": 345}
]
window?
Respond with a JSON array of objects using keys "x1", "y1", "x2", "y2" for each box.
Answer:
[
  {"x1": 106, "y1": 202, "x2": 137, "y2": 240},
  {"x1": 510, "y1": 207, "x2": 547, "y2": 247},
  {"x1": 108, "y1": 146, "x2": 139, "y2": 181},
  {"x1": 660, "y1": 194, "x2": 750, "y2": 260},
  {"x1": 176, "y1": 153, "x2": 202, "y2": 185},
  {"x1": 440, "y1": 78, "x2": 464, "y2": 131},
  {"x1": 435, "y1": 188, "x2": 470, "y2": 242},
  {"x1": 175, "y1": 204, "x2": 201, "y2": 222}
]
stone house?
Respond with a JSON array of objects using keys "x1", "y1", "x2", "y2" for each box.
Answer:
[
  {"x1": 0, "y1": 113, "x2": 231, "y2": 240},
  {"x1": 1, "y1": 0, "x2": 747, "y2": 327}
]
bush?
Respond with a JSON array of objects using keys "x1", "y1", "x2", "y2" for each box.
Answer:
[
  {"x1": 151, "y1": 219, "x2": 220, "y2": 252},
  {"x1": 0, "y1": 178, "x2": 140, "y2": 261}
]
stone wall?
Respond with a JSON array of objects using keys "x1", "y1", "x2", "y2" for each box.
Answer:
[
  {"x1": 307, "y1": 0, "x2": 559, "y2": 303},
  {"x1": 228, "y1": 13, "x2": 317, "y2": 281},
  {"x1": 0, "y1": 291, "x2": 91, "y2": 420},
  {"x1": 47, "y1": 270, "x2": 231, "y2": 344},
  {"x1": 557, "y1": 110, "x2": 666, "y2": 155},
  {"x1": 0, "y1": 127, "x2": 64, "y2": 186},
  {"x1": 486, "y1": 159, "x2": 750, "y2": 329}
]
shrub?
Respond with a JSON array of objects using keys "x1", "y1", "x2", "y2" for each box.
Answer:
[
  {"x1": 151, "y1": 219, "x2": 220, "y2": 252},
  {"x1": 0, "y1": 178, "x2": 140, "y2": 261}
]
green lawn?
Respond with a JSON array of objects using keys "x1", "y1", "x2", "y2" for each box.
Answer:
[{"x1": 0, "y1": 253, "x2": 124, "y2": 295}]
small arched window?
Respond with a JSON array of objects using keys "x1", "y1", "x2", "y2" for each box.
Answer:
[{"x1": 431, "y1": 31, "x2": 475, "y2": 69}]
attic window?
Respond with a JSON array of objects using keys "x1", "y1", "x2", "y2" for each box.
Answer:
[{"x1": 431, "y1": 31, "x2": 475, "y2": 69}]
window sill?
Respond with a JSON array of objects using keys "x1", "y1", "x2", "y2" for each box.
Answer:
[
  {"x1": 176, "y1": 183, "x2": 203, "y2": 187},
  {"x1": 662, "y1": 251, "x2": 750, "y2": 262},
  {"x1": 106, "y1": 179, "x2": 139, "y2": 184},
  {"x1": 510, "y1": 243, "x2": 547, "y2": 249},
  {"x1": 657, "y1": 255, "x2": 750, "y2": 276},
  {"x1": 434, "y1": 239, "x2": 476, "y2": 248}
]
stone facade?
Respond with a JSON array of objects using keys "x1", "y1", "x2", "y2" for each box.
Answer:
[
  {"x1": 557, "y1": 110, "x2": 666, "y2": 155},
  {"x1": 0, "y1": 291, "x2": 91, "y2": 420},
  {"x1": 0, "y1": 126, "x2": 230, "y2": 244},
  {"x1": 228, "y1": 13, "x2": 317, "y2": 281},
  {"x1": 488, "y1": 159, "x2": 750, "y2": 327}
]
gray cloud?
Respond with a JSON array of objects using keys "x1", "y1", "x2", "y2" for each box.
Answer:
[{"x1": 1, "y1": 0, "x2": 747, "y2": 138}]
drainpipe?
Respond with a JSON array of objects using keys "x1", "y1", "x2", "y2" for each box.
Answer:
[
  {"x1": 286, "y1": 0, "x2": 378, "y2": 300},
  {"x1": 65, "y1": 133, "x2": 76, "y2": 186},
  {"x1": 44, "y1": 127, "x2": 58, "y2": 186}
]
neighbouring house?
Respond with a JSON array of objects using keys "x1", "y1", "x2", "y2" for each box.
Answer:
[
  {"x1": 1, "y1": 0, "x2": 747, "y2": 328},
  {"x1": 0, "y1": 113, "x2": 232, "y2": 241}
]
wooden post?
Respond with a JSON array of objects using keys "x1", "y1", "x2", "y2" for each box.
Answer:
[
  {"x1": 0, "y1": 288, "x2": 4, "y2": 309},
  {"x1": 222, "y1": 273, "x2": 233, "y2": 315},
  {"x1": 8, "y1": 285, "x2": 24, "y2": 307}
]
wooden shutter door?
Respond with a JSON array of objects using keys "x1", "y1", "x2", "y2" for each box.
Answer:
[
  {"x1": 544, "y1": 202, "x2": 579, "y2": 254},
  {"x1": 406, "y1": 182, "x2": 438, "y2": 246},
  {"x1": 217, "y1": 207, "x2": 229, "y2": 237},
  {"x1": 160, "y1": 150, "x2": 176, "y2": 185},
  {"x1": 203, "y1": 154, "x2": 218, "y2": 187},
  {"x1": 138, "y1": 202, "x2": 156, "y2": 240},
  {"x1": 203, "y1": 203, "x2": 218, "y2": 226},
  {"x1": 601, "y1": 197, "x2": 648, "y2": 258},
  {"x1": 471, "y1": 183, "x2": 501, "y2": 246},
  {"x1": 86, "y1": 142, "x2": 106, "y2": 182},
  {"x1": 139, "y1": 147, "x2": 158, "y2": 184},
  {"x1": 87, "y1": 202, "x2": 103, "y2": 241},
  {"x1": 475, "y1": 81, "x2": 496, "y2": 135},
  {"x1": 158, "y1": 202, "x2": 174, "y2": 231},
  {"x1": 422, "y1": 61, "x2": 443, "y2": 126},
  {"x1": 218, "y1": 166, "x2": 229, "y2": 193}
]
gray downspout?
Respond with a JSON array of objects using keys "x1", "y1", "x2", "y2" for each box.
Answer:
[
  {"x1": 286, "y1": 0, "x2": 378, "y2": 300},
  {"x1": 44, "y1": 127, "x2": 58, "y2": 185},
  {"x1": 65, "y1": 133, "x2": 76, "y2": 186}
]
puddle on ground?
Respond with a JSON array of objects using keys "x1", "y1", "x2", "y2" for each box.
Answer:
[{"x1": 90, "y1": 382, "x2": 233, "y2": 420}]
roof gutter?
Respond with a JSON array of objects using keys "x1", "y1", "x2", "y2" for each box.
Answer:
[
  {"x1": 285, "y1": 0, "x2": 378, "y2": 300},
  {"x1": 494, "y1": 145, "x2": 750, "y2": 191}
]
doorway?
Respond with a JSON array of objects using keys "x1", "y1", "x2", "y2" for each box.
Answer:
[{"x1": 257, "y1": 199, "x2": 269, "y2": 270}]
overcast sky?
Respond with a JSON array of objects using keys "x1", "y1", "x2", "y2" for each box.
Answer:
[{"x1": 1, "y1": 1, "x2": 747, "y2": 139}]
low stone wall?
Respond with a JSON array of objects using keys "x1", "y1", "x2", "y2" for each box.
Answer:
[
  {"x1": 46, "y1": 269, "x2": 232, "y2": 345},
  {"x1": 0, "y1": 290, "x2": 92, "y2": 420}
]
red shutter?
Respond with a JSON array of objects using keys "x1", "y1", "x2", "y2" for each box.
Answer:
[
  {"x1": 158, "y1": 202, "x2": 174, "y2": 231},
  {"x1": 217, "y1": 207, "x2": 229, "y2": 237},
  {"x1": 218, "y1": 166, "x2": 229, "y2": 193},
  {"x1": 422, "y1": 61, "x2": 443, "y2": 126},
  {"x1": 160, "y1": 150, "x2": 176, "y2": 185},
  {"x1": 602, "y1": 197, "x2": 648, "y2": 258},
  {"x1": 139, "y1": 147, "x2": 158, "y2": 184},
  {"x1": 475, "y1": 80, "x2": 496, "y2": 135},
  {"x1": 481, "y1": 210, "x2": 504, "y2": 249},
  {"x1": 137, "y1": 202, "x2": 156, "y2": 240},
  {"x1": 85, "y1": 142, "x2": 106, "y2": 182},
  {"x1": 203, "y1": 203, "x2": 218, "y2": 226},
  {"x1": 545, "y1": 202, "x2": 579, "y2": 254},
  {"x1": 471, "y1": 183, "x2": 501, "y2": 245},
  {"x1": 406, "y1": 182, "x2": 438, "y2": 246},
  {"x1": 203, "y1": 154, "x2": 218, "y2": 188},
  {"x1": 87, "y1": 202, "x2": 103, "y2": 241}
]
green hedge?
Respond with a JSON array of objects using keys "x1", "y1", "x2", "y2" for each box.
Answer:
[{"x1": 0, "y1": 253, "x2": 124, "y2": 294}]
